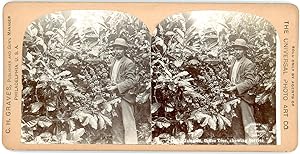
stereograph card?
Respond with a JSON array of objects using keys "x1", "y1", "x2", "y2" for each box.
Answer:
[{"x1": 2, "y1": 2, "x2": 298, "y2": 151}]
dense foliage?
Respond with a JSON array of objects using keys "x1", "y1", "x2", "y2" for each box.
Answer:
[
  {"x1": 21, "y1": 11, "x2": 277, "y2": 145},
  {"x1": 21, "y1": 11, "x2": 151, "y2": 144},
  {"x1": 151, "y1": 12, "x2": 277, "y2": 144}
]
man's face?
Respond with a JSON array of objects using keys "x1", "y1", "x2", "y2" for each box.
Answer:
[
  {"x1": 234, "y1": 46, "x2": 245, "y2": 60},
  {"x1": 114, "y1": 46, "x2": 125, "y2": 60},
  {"x1": 203, "y1": 38, "x2": 215, "y2": 46}
]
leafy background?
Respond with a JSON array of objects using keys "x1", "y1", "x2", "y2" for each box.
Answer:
[
  {"x1": 151, "y1": 11, "x2": 277, "y2": 144},
  {"x1": 21, "y1": 11, "x2": 151, "y2": 144},
  {"x1": 21, "y1": 10, "x2": 277, "y2": 145}
]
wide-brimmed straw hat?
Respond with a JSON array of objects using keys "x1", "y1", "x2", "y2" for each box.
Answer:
[
  {"x1": 231, "y1": 39, "x2": 249, "y2": 49},
  {"x1": 111, "y1": 38, "x2": 128, "y2": 48},
  {"x1": 202, "y1": 28, "x2": 218, "y2": 41}
]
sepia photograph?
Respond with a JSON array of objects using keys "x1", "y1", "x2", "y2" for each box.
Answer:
[
  {"x1": 21, "y1": 10, "x2": 278, "y2": 145},
  {"x1": 21, "y1": 10, "x2": 151, "y2": 144},
  {"x1": 151, "y1": 11, "x2": 277, "y2": 145},
  {"x1": 2, "y1": 2, "x2": 298, "y2": 151}
]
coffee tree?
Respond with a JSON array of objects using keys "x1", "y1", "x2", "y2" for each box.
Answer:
[
  {"x1": 151, "y1": 12, "x2": 276, "y2": 144},
  {"x1": 21, "y1": 11, "x2": 151, "y2": 144}
]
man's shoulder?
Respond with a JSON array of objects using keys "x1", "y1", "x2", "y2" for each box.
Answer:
[
  {"x1": 242, "y1": 57, "x2": 254, "y2": 65},
  {"x1": 122, "y1": 56, "x2": 135, "y2": 65}
]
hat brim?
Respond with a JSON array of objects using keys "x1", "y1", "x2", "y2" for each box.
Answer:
[
  {"x1": 111, "y1": 44, "x2": 128, "y2": 48},
  {"x1": 231, "y1": 44, "x2": 248, "y2": 49},
  {"x1": 202, "y1": 36, "x2": 218, "y2": 41}
]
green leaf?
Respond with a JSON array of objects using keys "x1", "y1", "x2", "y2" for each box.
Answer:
[
  {"x1": 58, "y1": 131, "x2": 68, "y2": 144},
  {"x1": 56, "y1": 29, "x2": 65, "y2": 38},
  {"x1": 36, "y1": 82, "x2": 47, "y2": 89},
  {"x1": 107, "y1": 98, "x2": 121, "y2": 106},
  {"x1": 175, "y1": 112, "x2": 183, "y2": 121},
  {"x1": 220, "y1": 115, "x2": 231, "y2": 127},
  {"x1": 136, "y1": 92, "x2": 150, "y2": 104},
  {"x1": 89, "y1": 115, "x2": 98, "y2": 130},
  {"x1": 71, "y1": 128, "x2": 85, "y2": 142},
  {"x1": 259, "y1": 94, "x2": 269, "y2": 104},
  {"x1": 56, "y1": 111, "x2": 66, "y2": 122},
  {"x1": 151, "y1": 103, "x2": 161, "y2": 113},
  {"x1": 66, "y1": 95, "x2": 74, "y2": 102},
  {"x1": 187, "y1": 120, "x2": 194, "y2": 132},
  {"x1": 45, "y1": 31, "x2": 55, "y2": 36},
  {"x1": 101, "y1": 115, "x2": 112, "y2": 126},
  {"x1": 68, "y1": 120, "x2": 75, "y2": 132},
  {"x1": 31, "y1": 102, "x2": 43, "y2": 113},
  {"x1": 65, "y1": 89, "x2": 85, "y2": 98},
  {"x1": 103, "y1": 102, "x2": 112, "y2": 112},
  {"x1": 217, "y1": 115, "x2": 225, "y2": 130},
  {"x1": 28, "y1": 68, "x2": 37, "y2": 76},
  {"x1": 226, "y1": 98, "x2": 240, "y2": 105},
  {"x1": 223, "y1": 103, "x2": 232, "y2": 113},
  {"x1": 45, "y1": 66, "x2": 55, "y2": 77},
  {"x1": 46, "y1": 101, "x2": 56, "y2": 111},
  {"x1": 26, "y1": 52, "x2": 34, "y2": 62},
  {"x1": 75, "y1": 111, "x2": 88, "y2": 123},
  {"x1": 189, "y1": 128, "x2": 203, "y2": 139},
  {"x1": 265, "y1": 83, "x2": 273, "y2": 90},
  {"x1": 26, "y1": 24, "x2": 38, "y2": 37},
  {"x1": 200, "y1": 116, "x2": 209, "y2": 127},
  {"x1": 98, "y1": 115, "x2": 105, "y2": 130},
  {"x1": 174, "y1": 71, "x2": 189, "y2": 79},
  {"x1": 156, "y1": 117, "x2": 171, "y2": 128},
  {"x1": 211, "y1": 100, "x2": 222, "y2": 106},
  {"x1": 165, "y1": 31, "x2": 175, "y2": 36},
  {"x1": 39, "y1": 132, "x2": 52, "y2": 138},
  {"x1": 208, "y1": 116, "x2": 217, "y2": 130},
  {"x1": 22, "y1": 87, "x2": 33, "y2": 97},
  {"x1": 55, "y1": 70, "x2": 71, "y2": 78},
  {"x1": 173, "y1": 60, "x2": 183, "y2": 67},
  {"x1": 188, "y1": 59, "x2": 200, "y2": 65},
  {"x1": 156, "y1": 121, "x2": 171, "y2": 128},
  {"x1": 177, "y1": 79, "x2": 193, "y2": 87},
  {"x1": 154, "y1": 84, "x2": 164, "y2": 89},
  {"x1": 38, "y1": 116, "x2": 53, "y2": 128},
  {"x1": 94, "y1": 97, "x2": 104, "y2": 105},
  {"x1": 66, "y1": 26, "x2": 77, "y2": 42},
  {"x1": 39, "y1": 74, "x2": 50, "y2": 82},
  {"x1": 190, "y1": 110, "x2": 210, "y2": 123},
  {"x1": 267, "y1": 136, "x2": 274, "y2": 144},
  {"x1": 55, "y1": 59, "x2": 65, "y2": 67},
  {"x1": 69, "y1": 59, "x2": 80, "y2": 64},
  {"x1": 35, "y1": 37, "x2": 47, "y2": 52},
  {"x1": 57, "y1": 79, "x2": 73, "y2": 87},
  {"x1": 81, "y1": 116, "x2": 90, "y2": 126},
  {"x1": 165, "y1": 106, "x2": 174, "y2": 112},
  {"x1": 24, "y1": 118, "x2": 38, "y2": 128},
  {"x1": 168, "y1": 84, "x2": 176, "y2": 91},
  {"x1": 174, "y1": 28, "x2": 184, "y2": 38},
  {"x1": 164, "y1": 67, "x2": 173, "y2": 78}
]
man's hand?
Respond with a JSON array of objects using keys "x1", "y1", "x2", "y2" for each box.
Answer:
[
  {"x1": 226, "y1": 86, "x2": 237, "y2": 92},
  {"x1": 107, "y1": 85, "x2": 117, "y2": 91}
]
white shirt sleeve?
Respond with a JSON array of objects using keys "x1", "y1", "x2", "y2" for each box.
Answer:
[
  {"x1": 111, "y1": 60, "x2": 121, "y2": 84},
  {"x1": 231, "y1": 60, "x2": 241, "y2": 84}
]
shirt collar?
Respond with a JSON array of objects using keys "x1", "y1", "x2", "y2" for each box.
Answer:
[
  {"x1": 236, "y1": 56, "x2": 246, "y2": 63},
  {"x1": 115, "y1": 56, "x2": 126, "y2": 63}
]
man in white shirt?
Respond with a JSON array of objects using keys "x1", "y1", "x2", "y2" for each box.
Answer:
[
  {"x1": 107, "y1": 38, "x2": 138, "y2": 144},
  {"x1": 226, "y1": 39, "x2": 258, "y2": 144}
]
